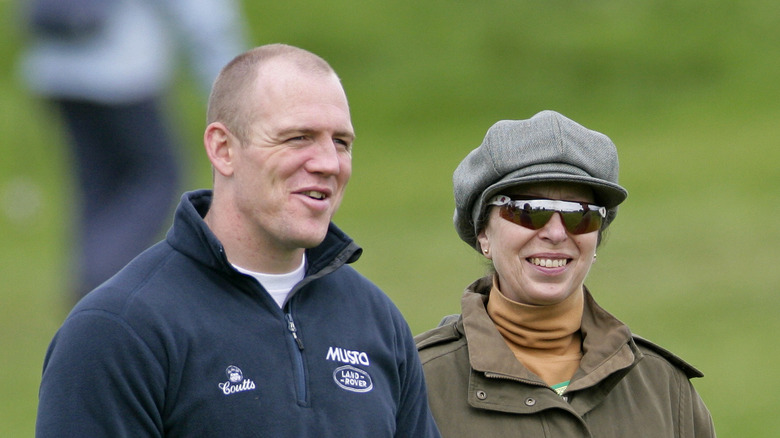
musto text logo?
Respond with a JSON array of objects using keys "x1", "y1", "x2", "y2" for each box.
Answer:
[
  {"x1": 333, "y1": 365, "x2": 373, "y2": 393},
  {"x1": 325, "y1": 346, "x2": 370, "y2": 366}
]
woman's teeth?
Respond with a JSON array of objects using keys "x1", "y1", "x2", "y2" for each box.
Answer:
[{"x1": 529, "y1": 258, "x2": 569, "y2": 268}]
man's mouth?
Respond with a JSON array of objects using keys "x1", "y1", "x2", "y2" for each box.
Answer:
[
  {"x1": 528, "y1": 257, "x2": 569, "y2": 268},
  {"x1": 301, "y1": 190, "x2": 327, "y2": 200}
]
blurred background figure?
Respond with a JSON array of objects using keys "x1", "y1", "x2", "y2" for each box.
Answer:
[{"x1": 18, "y1": 0, "x2": 249, "y2": 303}]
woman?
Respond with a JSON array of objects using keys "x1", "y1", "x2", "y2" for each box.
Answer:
[{"x1": 416, "y1": 110, "x2": 715, "y2": 437}]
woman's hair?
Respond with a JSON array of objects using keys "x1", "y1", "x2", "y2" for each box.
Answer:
[{"x1": 206, "y1": 44, "x2": 336, "y2": 144}]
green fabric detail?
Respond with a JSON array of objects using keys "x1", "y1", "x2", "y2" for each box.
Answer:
[{"x1": 551, "y1": 381, "x2": 570, "y2": 396}]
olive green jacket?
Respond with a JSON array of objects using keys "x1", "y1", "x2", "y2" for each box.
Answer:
[{"x1": 416, "y1": 276, "x2": 715, "y2": 437}]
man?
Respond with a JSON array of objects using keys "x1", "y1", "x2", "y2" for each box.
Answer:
[{"x1": 36, "y1": 44, "x2": 440, "y2": 438}]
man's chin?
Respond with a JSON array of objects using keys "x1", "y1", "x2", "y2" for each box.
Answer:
[{"x1": 296, "y1": 230, "x2": 329, "y2": 250}]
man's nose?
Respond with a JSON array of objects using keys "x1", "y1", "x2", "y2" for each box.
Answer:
[{"x1": 305, "y1": 138, "x2": 343, "y2": 175}]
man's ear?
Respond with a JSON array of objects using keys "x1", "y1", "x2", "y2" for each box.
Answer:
[{"x1": 204, "y1": 122, "x2": 236, "y2": 177}]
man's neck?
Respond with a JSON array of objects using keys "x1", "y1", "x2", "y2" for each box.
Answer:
[{"x1": 203, "y1": 201, "x2": 306, "y2": 274}]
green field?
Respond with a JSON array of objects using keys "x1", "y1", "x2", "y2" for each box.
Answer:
[{"x1": 2, "y1": 1, "x2": 779, "y2": 436}]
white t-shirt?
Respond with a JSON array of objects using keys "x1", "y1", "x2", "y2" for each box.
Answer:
[{"x1": 232, "y1": 256, "x2": 306, "y2": 308}]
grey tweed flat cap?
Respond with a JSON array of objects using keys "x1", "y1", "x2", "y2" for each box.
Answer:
[{"x1": 453, "y1": 110, "x2": 628, "y2": 250}]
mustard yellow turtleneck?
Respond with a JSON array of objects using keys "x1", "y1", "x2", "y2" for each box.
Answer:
[{"x1": 486, "y1": 279, "x2": 584, "y2": 392}]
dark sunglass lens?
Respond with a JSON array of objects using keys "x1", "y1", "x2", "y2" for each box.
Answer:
[
  {"x1": 564, "y1": 211, "x2": 602, "y2": 234},
  {"x1": 499, "y1": 206, "x2": 529, "y2": 228},
  {"x1": 500, "y1": 205, "x2": 554, "y2": 230},
  {"x1": 498, "y1": 203, "x2": 602, "y2": 234},
  {"x1": 528, "y1": 210, "x2": 554, "y2": 229}
]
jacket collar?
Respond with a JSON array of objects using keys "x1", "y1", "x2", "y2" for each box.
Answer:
[
  {"x1": 461, "y1": 275, "x2": 640, "y2": 391},
  {"x1": 165, "y1": 190, "x2": 363, "y2": 277},
  {"x1": 568, "y1": 289, "x2": 636, "y2": 391}
]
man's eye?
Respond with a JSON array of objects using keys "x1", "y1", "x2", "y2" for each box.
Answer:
[{"x1": 335, "y1": 139, "x2": 352, "y2": 151}]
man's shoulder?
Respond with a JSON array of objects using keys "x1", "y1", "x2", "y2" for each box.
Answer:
[
  {"x1": 324, "y1": 264, "x2": 387, "y2": 300},
  {"x1": 73, "y1": 241, "x2": 187, "y2": 315}
]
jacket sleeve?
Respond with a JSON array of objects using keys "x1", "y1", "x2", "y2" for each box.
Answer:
[
  {"x1": 635, "y1": 335, "x2": 716, "y2": 437},
  {"x1": 687, "y1": 380, "x2": 717, "y2": 438},
  {"x1": 36, "y1": 310, "x2": 166, "y2": 437},
  {"x1": 394, "y1": 320, "x2": 442, "y2": 438}
]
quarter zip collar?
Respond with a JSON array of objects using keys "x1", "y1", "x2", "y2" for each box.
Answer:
[{"x1": 165, "y1": 190, "x2": 362, "y2": 283}]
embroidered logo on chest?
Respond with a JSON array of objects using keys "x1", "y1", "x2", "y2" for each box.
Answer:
[
  {"x1": 218, "y1": 365, "x2": 257, "y2": 395},
  {"x1": 333, "y1": 365, "x2": 374, "y2": 393},
  {"x1": 325, "y1": 346, "x2": 370, "y2": 366},
  {"x1": 325, "y1": 346, "x2": 374, "y2": 393}
]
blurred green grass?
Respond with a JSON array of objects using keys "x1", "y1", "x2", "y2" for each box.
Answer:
[{"x1": 2, "y1": 0, "x2": 779, "y2": 436}]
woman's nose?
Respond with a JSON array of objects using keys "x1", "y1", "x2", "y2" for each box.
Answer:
[{"x1": 538, "y1": 212, "x2": 569, "y2": 242}]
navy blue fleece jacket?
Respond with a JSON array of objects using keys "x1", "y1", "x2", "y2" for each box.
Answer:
[{"x1": 36, "y1": 190, "x2": 440, "y2": 438}]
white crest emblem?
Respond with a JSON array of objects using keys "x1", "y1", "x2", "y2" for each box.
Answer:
[
  {"x1": 219, "y1": 365, "x2": 256, "y2": 395},
  {"x1": 226, "y1": 365, "x2": 243, "y2": 383}
]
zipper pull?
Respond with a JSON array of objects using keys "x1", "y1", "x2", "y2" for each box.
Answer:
[{"x1": 285, "y1": 313, "x2": 304, "y2": 350}]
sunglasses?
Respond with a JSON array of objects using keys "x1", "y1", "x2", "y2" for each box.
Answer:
[{"x1": 488, "y1": 195, "x2": 607, "y2": 235}]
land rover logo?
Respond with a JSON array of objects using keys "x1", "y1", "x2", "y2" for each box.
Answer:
[{"x1": 333, "y1": 365, "x2": 373, "y2": 393}]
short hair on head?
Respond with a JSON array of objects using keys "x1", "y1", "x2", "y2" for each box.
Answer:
[{"x1": 206, "y1": 44, "x2": 337, "y2": 143}]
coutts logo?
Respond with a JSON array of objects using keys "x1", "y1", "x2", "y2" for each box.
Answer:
[{"x1": 218, "y1": 365, "x2": 256, "y2": 395}]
